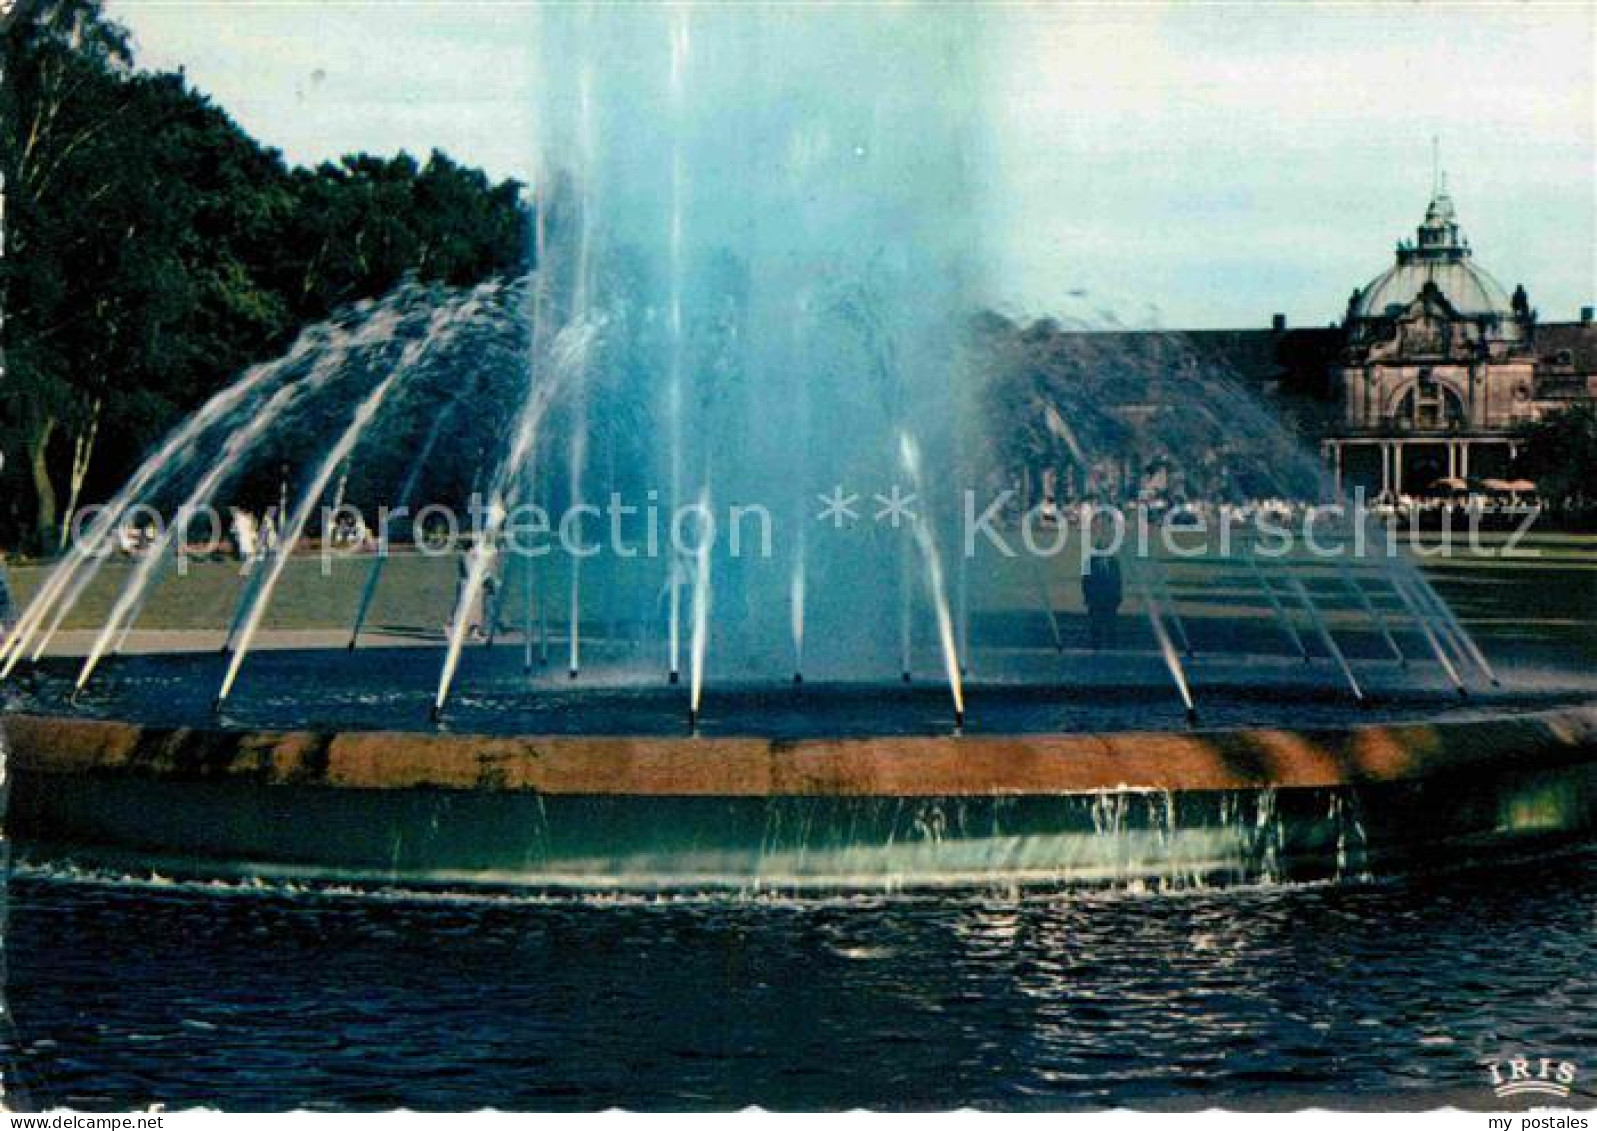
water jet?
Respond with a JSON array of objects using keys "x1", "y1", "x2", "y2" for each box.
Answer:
[{"x1": 1, "y1": 3, "x2": 1581, "y2": 899}]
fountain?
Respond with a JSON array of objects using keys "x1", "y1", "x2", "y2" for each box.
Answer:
[{"x1": 1, "y1": 3, "x2": 1593, "y2": 891}]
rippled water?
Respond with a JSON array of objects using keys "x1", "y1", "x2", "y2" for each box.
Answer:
[
  {"x1": 4, "y1": 849, "x2": 1595, "y2": 1110},
  {"x1": 12, "y1": 648, "x2": 1589, "y2": 739}
]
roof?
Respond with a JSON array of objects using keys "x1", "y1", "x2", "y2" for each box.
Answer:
[
  {"x1": 1537, "y1": 321, "x2": 1597, "y2": 370},
  {"x1": 1353, "y1": 258, "x2": 1514, "y2": 322},
  {"x1": 1349, "y1": 190, "x2": 1515, "y2": 322}
]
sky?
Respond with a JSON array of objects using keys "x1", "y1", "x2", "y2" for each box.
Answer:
[{"x1": 110, "y1": 1, "x2": 1596, "y2": 329}]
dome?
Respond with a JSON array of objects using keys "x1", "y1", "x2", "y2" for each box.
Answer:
[
  {"x1": 1348, "y1": 189, "x2": 1515, "y2": 322},
  {"x1": 1352, "y1": 258, "x2": 1514, "y2": 321}
]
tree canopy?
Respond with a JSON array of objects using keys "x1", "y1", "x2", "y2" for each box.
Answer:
[
  {"x1": 0, "y1": 0, "x2": 531, "y2": 551},
  {"x1": 1515, "y1": 403, "x2": 1597, "y2": 510}
]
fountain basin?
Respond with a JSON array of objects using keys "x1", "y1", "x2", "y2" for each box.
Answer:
[{"x1": 6, "y1": 700, "x2": 1596, "y2": 890}]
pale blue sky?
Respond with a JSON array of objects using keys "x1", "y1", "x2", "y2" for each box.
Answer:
[{"x1": 111, "y1": 1, "x2": 1595, "y2": 329}]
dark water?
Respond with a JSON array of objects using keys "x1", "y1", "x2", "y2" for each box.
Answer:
[
  {"x1": 12, "y1": 647, "x2": 1589, "y2": 739},
  {"x1": 4, "y1": 850, "x2": 1595, "y2": 1111}
]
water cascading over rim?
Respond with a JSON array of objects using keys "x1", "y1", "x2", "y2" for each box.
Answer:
[{"x1": 0, "y1": 3, "x2": 1505, "y2": 730}]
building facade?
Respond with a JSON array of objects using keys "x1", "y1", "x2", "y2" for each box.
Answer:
[
  {"x1": 993, "y1": 187, "x2": 1595, "y2": 508},
  {"x1": 1321, "y1": 188, "x2": 1596, "y2": 499}
]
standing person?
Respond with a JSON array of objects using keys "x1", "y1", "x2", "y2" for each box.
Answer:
[
  {"x1": 0, "y1": 451, "x2": 10, "y2": 632},
  {"x1": 1081, "y1": 523, "x2": 1123, "y2": 652},
  {"x1": 481, "y1": 552, "x2": 502, "y2": 646},
  {"x1": 0, "y1": 546, "x2": 14, "y2": 633},
  {"x1": 260, "y1": 509, "x2": 279, "y2": 559},
  {"x1": 450, "y1": 545, "x2": 488, "y2": 641},
  {"x1": 231, "y1": 508, "x2": 259, "y2": 570},
  {"x1": 450, "y1": 547, "x2": 471, "y2": 638}
]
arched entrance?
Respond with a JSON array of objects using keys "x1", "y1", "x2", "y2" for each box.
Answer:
[{"x1": 1391, "y1": 373, "x2": 1466, "y2": 431}]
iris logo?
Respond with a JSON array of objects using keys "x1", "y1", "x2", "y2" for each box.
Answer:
[{"x1": 1485, "y1": 1056, "x2": 1578, "y2": 1100}]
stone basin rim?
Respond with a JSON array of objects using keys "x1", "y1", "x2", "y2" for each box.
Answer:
[{"x1": 6, "y1": 699, "x2": 1597, "y2": 797}]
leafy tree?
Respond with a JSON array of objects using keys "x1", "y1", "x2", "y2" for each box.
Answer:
[
  {"x1": 1515, "y1": 403, "x2": 1597, "y2": 510},
  {"x1": 2, "y1": 0, "x2": 138, "y2": 546},
  {"x1": 1, "y1": 0, "x2": 531, "y2": 551}
]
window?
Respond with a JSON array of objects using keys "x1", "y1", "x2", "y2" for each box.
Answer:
[{"x1": 1392, "y1": 374, "x2": 1466, "y2": 430}]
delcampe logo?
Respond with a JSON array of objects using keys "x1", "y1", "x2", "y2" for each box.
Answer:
[{"x1": 1485, "y1": 1055, "x2": 1579, "y2": 1100}]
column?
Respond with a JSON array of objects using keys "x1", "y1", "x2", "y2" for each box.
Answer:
[
  {"x1": 1392, "y1": 441, "x2": 1405, "y2": 496},
  {"x1": 1460, "y1": 441, "x2": 1470, "y2": 480},
  {"x1": 1447, "y1": 442, "x2": 1457, "y2": 480},
  {"x1": 1380, "y1": 442, "x2": 1392, "y2": 497}
]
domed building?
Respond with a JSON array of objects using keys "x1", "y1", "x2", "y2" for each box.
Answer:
[
  {"x1": 1347, "y1": 188, "x2": 1517, "y2": 327},
  {"x1": 1323, "y1": 185, "x2": 1586, "y2": 499},
  {"x1": 984, "y1": 182, "x2": 1594, "y2": 515}
]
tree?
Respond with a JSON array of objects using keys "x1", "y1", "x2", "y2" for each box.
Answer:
[
  {"x1": 0, "y1": 0, "x2": 531, "y2": 551},
  {"x1": 1515, "y1": 404, "x2": 1597, "y2": 511},
  {"x1": 1, "y1": 0, "x2": 138, "y2": 546}
]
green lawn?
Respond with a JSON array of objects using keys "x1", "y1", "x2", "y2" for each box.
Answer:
[{"x1": 5, "y1": 529, "x2": 1593, "y2": 679}]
